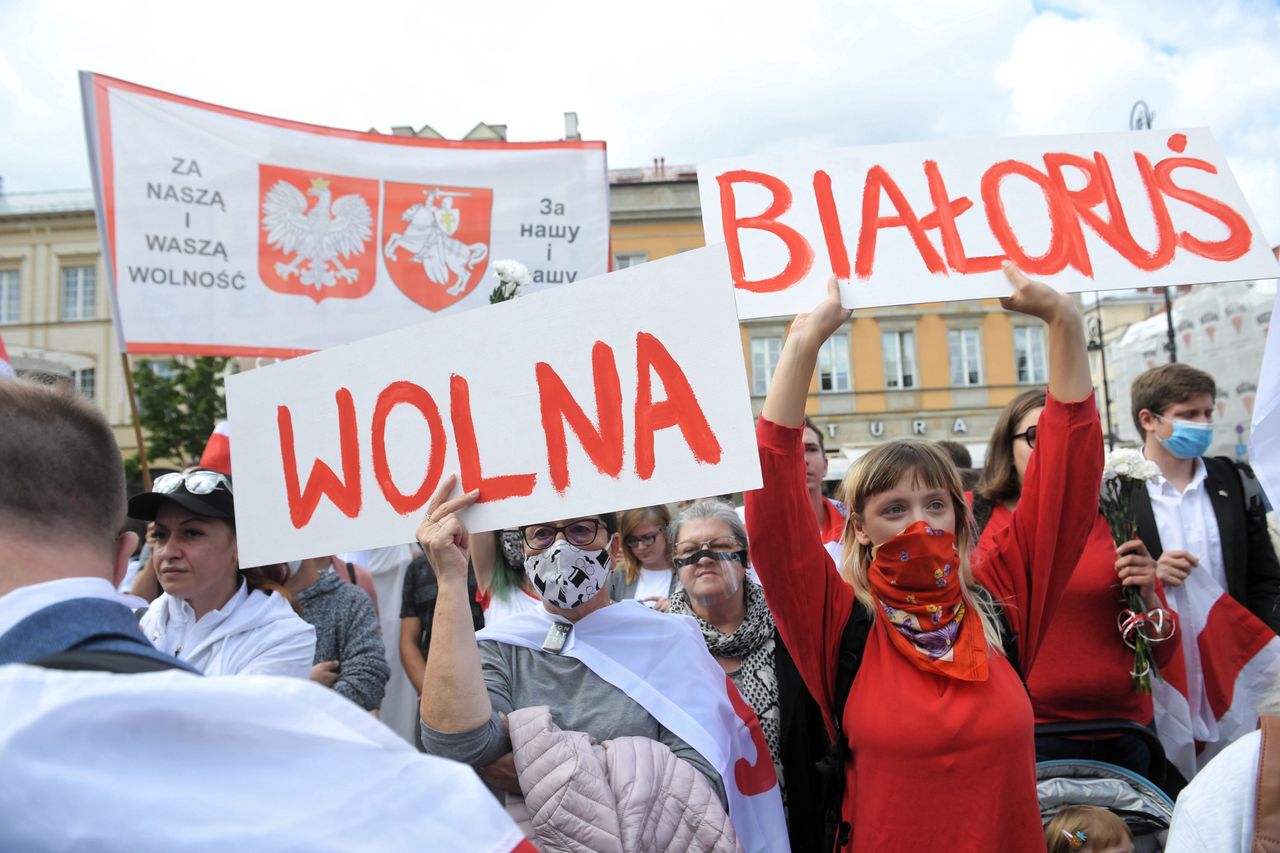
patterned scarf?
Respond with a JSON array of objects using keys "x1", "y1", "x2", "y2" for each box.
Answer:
[
  {"x1": 671, "y1": 579, "x2": 781, "y2": 786},
  {"x1": 868, "y1": 520, "x2": 989, "y2": 681}
]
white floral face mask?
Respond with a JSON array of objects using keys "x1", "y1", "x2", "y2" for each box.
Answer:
[{"x1": 523, "y1": 541, "x2": 612, "y2": 609}]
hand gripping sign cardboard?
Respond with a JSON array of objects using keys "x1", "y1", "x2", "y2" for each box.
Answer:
[
  {"x1": 226, "y1": 245, "x2": 760, "y2": 567},
  {"x1": 699, "y1": 128, "x2": 1280, "y2": 319}
]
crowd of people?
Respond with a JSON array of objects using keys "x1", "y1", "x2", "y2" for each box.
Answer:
[{"x1": 2, "y1": 262, "x2": 1279, "y2": 851}]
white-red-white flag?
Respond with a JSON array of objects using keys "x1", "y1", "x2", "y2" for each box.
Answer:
[
  {"x1": 1152, "y1": 565, "x2": 1280, "y2": 780},
  {"x1": 479, "y1": 601, "x2": 791, "y2": 852},
  {"x1": 0, "y1": 332, "x2": 14, "y2": 379},
  {"x1": 199, "y1": 419, "x2": 232, "y2": 475}
]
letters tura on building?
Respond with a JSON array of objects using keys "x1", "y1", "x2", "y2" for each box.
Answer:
[
  {"x1": 699, "y1": 128, "x2": 1280, "y2": 319},
  {"x1": 224, "y1": 245, "x2": 760, "y2": 567},
  {"x1": 79, "y1": 72, "x2": 610, "y2": 357}
]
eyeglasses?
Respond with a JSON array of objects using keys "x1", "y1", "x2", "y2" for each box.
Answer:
[
  {"x1": 624, "y1": 531, "x2": 662, "y2": 549},
  {"x1": 153, "y1": 471, "x2": 233, "y2": 495},
  {"x1": 673, "y1": 538, "x2": 741, "y2": 560},
  {"x1": 521, "y1": 519, "x2": 606, "y2": 549},
  {"x1": 1012, "y1": 425, "x2": 1037, "y2": 449}
]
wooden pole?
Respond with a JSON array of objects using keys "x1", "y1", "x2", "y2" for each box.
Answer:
[{"x1": 120, "y1": 352, "x2": 152, "y2": 490}]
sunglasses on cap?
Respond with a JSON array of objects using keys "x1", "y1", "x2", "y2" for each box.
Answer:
[{"x1": 153, "y1": 471, "x2": 233, "y2": 496}]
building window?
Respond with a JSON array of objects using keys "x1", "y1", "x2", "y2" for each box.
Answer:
[
  {"x1": 948, "y1": 328, "x2": 983, "y2": 387},
  {"x1": 818, "y1": 333, "x2": 851, "y2": 392},
  {"x1": 882, "y1": 330, "x2": 917, "y2": 389},
  {"x1": 61, "y1": 265, "x2": 96, "y2": 321},
  {"x1": 750, "y1": 336, "x2": 782, "y2": 396},
  {"x1": 72, "y1": 367, "x2": 96, "y2": 401},
  {"x1": 0, "y1": 270, "x2": 18, "y2": 324},
  {"x1": 613, "y1": 253, "x2": 648, "y2": 269},
  {"x1": 1014, "y1": 325, "x2": 1048, "y2": 384}
]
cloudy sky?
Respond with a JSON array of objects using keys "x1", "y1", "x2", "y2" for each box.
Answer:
[{"x1": 3, "y1": 0, "x2": 1279, "y2": 239}]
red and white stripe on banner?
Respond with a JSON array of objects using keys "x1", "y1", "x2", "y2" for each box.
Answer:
[
  {"x1": 1153, "y1": 565, "x2": 1280, "y2": 780},
  {"x1": 199, "y1": 419, "x2": 232, "y2": 475},
  {"x1": 0, "y1": 333, "x2": 14, "y2": 378}
]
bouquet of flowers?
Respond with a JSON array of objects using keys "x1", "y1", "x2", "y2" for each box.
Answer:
[
  {"x1": 489, "y1": 260, "x2": 531, "y2": 304},
  {"x1": 1099, "y1": 448, "x2": 1165, "y2": 692}
]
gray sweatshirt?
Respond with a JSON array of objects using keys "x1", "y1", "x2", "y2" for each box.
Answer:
[
  {"x1": 295, "y1": 569, "x2": 389, "y2": 711},
  {"x1": 419, "y1": 639, "x2": 725, "y2": 806}
]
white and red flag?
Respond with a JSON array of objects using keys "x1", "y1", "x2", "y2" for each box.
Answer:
[
  {"x1": 199, "y1": 419, "x2": 232, "y2": 475},
  {"x1": 0, "y1": 332, "x2": 13, "y2": 378},
  {"x1": 1152, "y1": 564, "x2": 1280, "y2": 780},
  {"x1": 79, "y1": 72, "x2": 609, "y2": 358},
  {"x1": 479, "y1": 601, "x2": 791, "y2": 852}
]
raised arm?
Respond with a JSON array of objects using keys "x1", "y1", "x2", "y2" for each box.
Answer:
[
  {"x1": 747, "y1": 277, "x2": 856, "y2": 736},
  {"x1": 977, "y1": 264, "x2": 1102, "y2": 670},
  {"x1": 417, "y1": 475, "x2": 490, "y2": 733},
  {"x1": 470, "y1": 530, "x2": 497, "y2": 595},
  {"x1": 760, "y1": 277, "x2": 853, "y2": 428}
]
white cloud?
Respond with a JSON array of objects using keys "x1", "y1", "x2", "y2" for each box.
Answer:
[{"x1": 1, "y1": 0, "x2": 1277, "y2": 243}]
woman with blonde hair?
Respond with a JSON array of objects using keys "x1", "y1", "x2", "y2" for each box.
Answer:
[
  {"x1": 607, "y1": 504, "x2": 679, "y2": 611},
  {"x1": 745, "y1": 264, "x2": 1103, "y2": 850}
]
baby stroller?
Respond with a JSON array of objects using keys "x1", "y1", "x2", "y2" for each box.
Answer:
[{"x1": 1036, "y1": 721, "x2": 1176, "y2": 852}]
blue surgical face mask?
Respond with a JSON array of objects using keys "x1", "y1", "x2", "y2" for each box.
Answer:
[{"x1": 1157, "y1": 416, "x2": 1214, "y2": 459}]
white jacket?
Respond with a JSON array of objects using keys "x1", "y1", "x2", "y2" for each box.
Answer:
[{"x1": 140, "y1": 582, "x2": 315, "y2": 677}]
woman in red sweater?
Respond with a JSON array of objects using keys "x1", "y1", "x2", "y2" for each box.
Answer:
[
  {"x1": 973, "y1": 389, "x2": 1177, "y2": 778},
  {"x1": 744, "y1": 263, "x2": 1102, "y2": 851}
]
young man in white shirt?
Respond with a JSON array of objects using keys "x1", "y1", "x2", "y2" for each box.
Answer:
[{"x1": 1129, "y1": 363, "x2": 1280, "y2": 633}]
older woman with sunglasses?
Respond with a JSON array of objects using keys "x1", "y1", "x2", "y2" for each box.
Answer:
[
  {"x1": 130, "y1": 470, "x2": 316, "y2": 677},
  {"x1": 972, "y1": 389, "x2": 1177, "y2": 777},
  {"x1": 608, "y1": 505, "x2": 680, "y2": 611},
  {"x1": 668, "y1": 499, "x2": 829, "y2": 852}
]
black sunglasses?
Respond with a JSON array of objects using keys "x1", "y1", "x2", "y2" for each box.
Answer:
[
  {"x1": 521, "y1": 519, "x2": 605, "y2": 549},
  {"x1": 1012, "y1": 425, "x2": 1037, "y2": 449}
]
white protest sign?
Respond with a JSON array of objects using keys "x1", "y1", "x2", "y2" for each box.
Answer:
[
  {"x1": 699, "y1": 128, "x2": 1279, "y2": 318},
  {"x1": 225, "y1": 245, "x2": 760, "y2": 566},
  {"x1": 80, "y1": 72, "x2": 609, "y2": 357}
]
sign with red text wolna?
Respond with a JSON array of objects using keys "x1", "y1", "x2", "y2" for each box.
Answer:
[
  {"x1": 699, "y1": 129, "x2": 1279, "y2": 318},
  {"x1": 80, "y1": 72, "x2": 609, "y2": 357},
  {"x1": 225, "y1": 245, "x2": 759, "y2": 566}
]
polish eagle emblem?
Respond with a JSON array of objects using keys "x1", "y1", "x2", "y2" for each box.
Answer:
[{"x1": 261, "y1": 177, "x2": 374, "y2": 291}]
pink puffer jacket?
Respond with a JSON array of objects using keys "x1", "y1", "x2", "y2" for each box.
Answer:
[{"x1": 508, "y1": 705, "x2": 739, "y2": 853}]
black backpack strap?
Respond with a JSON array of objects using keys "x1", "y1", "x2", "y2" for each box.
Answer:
[
  {"x1": 971, "y1": 583, "x2": 1024, "y2": 685},
  {"x1": 1215, "y1": 456, "x2": 1269, "y2": 517},
  {"x1": 817, "y1": 603, "x2": 873, "y2": 851},
  {"x1": 345, "y1": 561, "x2": 357, "y2": 584},
  {"x1": 34, "y1": 649, "x2": 190, "y2": 674}
]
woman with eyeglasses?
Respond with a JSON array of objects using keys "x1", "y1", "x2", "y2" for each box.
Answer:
[
  {"x1": 607, "y1": 505, "x2": 680, "y2": 611},
  {"x1": 667, "y1": 498, "x2": 829, "y2": 852},
  {"x1": 973, "y1": 389, "x2": 1177, "y2": 777},
  {"x1": 129, "y1": 470, "x2": 316, "y2": 677}
]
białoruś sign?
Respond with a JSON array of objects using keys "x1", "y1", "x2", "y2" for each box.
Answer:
[
  {"x1": 80, "y1": 72, "x2": 610, "y2": 357},
  {"x1": 225, "y1": 245, "x2": 760, "y2": 566},
  {"x1": 699, "y1": 128, "x2": 1279, "y2": 318}
]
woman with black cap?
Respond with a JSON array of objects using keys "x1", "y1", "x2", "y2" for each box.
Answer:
[{"x1": 129, "y1": 470, "x2": 316, "y2": 677}]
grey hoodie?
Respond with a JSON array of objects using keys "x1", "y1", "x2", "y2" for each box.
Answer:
[{"x1": 295, "y1": 569, "x2": 389, "y2": 711}]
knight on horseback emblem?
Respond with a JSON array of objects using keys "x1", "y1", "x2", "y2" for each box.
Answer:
[{"x1": 383, "y1": 184, "x2": 492, "y2": 310}]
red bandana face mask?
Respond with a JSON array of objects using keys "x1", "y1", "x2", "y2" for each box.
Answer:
[{"x1": 867, "y1": 520, "x2": 988, "y2": 681}]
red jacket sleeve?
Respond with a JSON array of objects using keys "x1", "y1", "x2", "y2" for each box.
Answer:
[
  {"x1": 973, "y1": 393, "x2": 1103, "y2": 673},
  {"x1": 745, "y1": 417, "x2": 855, "y2": 739}
]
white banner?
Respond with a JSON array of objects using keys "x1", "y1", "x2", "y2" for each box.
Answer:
[
  {"x1": 225, "y1": 245, "x2": 760, "y2": 567},
  {"x1": 80, "y1": 72, "x2": 610, "y2": 357},
  {"x1": 699, "y1": 128, "x2": 1279, "y2": 318}
]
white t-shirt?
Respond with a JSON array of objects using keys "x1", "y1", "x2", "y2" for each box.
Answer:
[
  {"x1": 1144, "y1": 454, "x2": 1227, "y2": 590},
  {"x1": 634, "y1": 567, "x2": 675, "y2": 603},
  {"x1": 483, "y1": 586, "x2": 541, "y2": 628}
]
